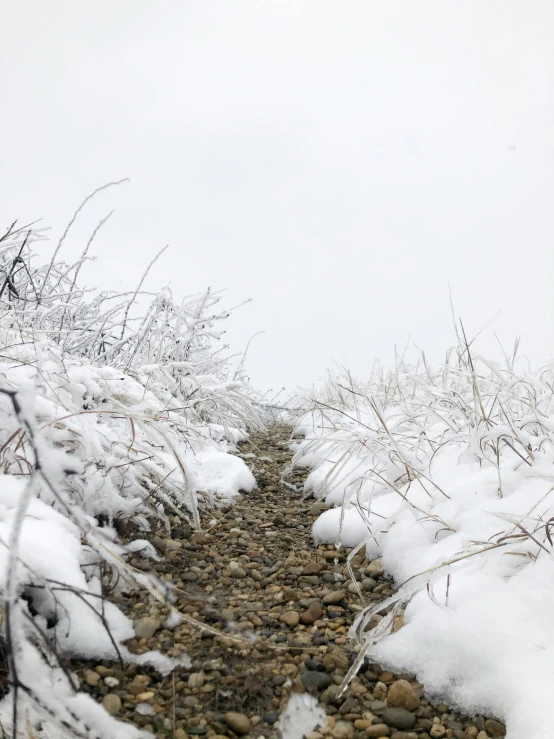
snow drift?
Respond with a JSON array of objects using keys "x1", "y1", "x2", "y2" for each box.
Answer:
[
  {"x1": 293, "y1": 344, "x2": 554, "y2": 739},
  {"x1": 0, "y1": 207, "x2": 261, "y2": 738}
]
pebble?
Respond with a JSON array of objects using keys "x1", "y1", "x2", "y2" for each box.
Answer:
[
  {"x1": 484, "y1": 719, "x2": 506, "y2": 737},
  {"x1": 331, "y1": 723, "x2": 354, "y2": 739},
  {"x1": 429, "y1": 726, "x2": 446, "y2": 738},
  {"x1": 322, "y1": 590, "x2": 346, "y2": 605},
  {"x1": 133, "y1": 616, "x2": 160, "y2": 639},
  {"x1": 301, "y1": 600, "x2": 323, "y2": 624},
  {"x1": 84, "y1": 670, "x2": 100, "y2": 687},
  {"x1": 386, "y1": 680, "x2": 420, "y2": 711},
  {"x1": 101, "y1": 694, "x2": 121, "y2": 714},
  {"x1": 382, "y1": 708, "x2": 416, "y2": 730},
  {"x1": 301, "y1": 671, "x2": 333, "y2": 691},
  {"x1": 188, "y1": 673, "x2": 205, "y2": 688},
  {"x1": 225, "y1": 712, "x2": 251, "y2": 735},
  {"x1": 365, "y1": 725, "x2": 390, "y2": 737},
  {"x1": 280, "y1": 610, "x2": 300, "y2": 627}
]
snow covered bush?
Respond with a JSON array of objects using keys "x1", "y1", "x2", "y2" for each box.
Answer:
[
  {"x1": 293, "y1": 337, "x2": 554, "y2": 738},
  {"x1": 0, "y1": 205, "x2": 261, "y2": 737}
]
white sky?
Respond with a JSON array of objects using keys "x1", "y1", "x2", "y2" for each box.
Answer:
[{"x1": 2, "y1": 1, "x2": 553, "y2": 390}]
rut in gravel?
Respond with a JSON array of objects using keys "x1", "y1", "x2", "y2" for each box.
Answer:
[{"x1": 78, "y1": 425, "x2": 506, "y2": 739}]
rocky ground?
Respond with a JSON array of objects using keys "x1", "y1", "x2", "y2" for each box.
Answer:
[{"x1": 77, "y1": 425, "x2": 506, "y2": 739}]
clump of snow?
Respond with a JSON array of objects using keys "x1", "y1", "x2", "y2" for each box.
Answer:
[
  {"x1": 0, "y1": 211, "x2": 263, "y2": 737},
  {"x1": 294, "y1": 348, "x2": 554, "y2": 739},
  {"x1": 277, "y1": 693, "x2": 326, "y2": 739}
]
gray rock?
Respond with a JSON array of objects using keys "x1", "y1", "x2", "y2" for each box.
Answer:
[
  {"x1": 382, "y1": 708, "x2": 416, "y2": 730},
  {"x1": 301, "y1": 671, "x2": 333, "y2": 691}
]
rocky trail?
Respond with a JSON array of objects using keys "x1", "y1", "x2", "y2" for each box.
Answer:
[{"x1": 78, "y1": 426, "x2": 506, "y2": 739}]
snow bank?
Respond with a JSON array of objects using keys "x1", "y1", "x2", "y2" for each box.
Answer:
[
  {"x1": 294, "y1": 354, "x2": 554, "y2": 738},
  {"x1": 0, "y1": 212, "x2": 262, "y2": 737}
]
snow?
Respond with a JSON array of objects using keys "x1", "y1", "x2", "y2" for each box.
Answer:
[
  {"x1": 190, "y1": 448, "x2": 256, "y2": 499},
  {"x1": 293, "y1": 358, "x2": 554, "y2": 739},
  {"x1": 0, "y1": 222, "x2": 263, "y2": 737}
]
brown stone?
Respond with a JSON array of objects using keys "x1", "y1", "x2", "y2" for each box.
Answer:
[
  {"x1": 301, "y1": 601, "x2": 323, "y2": 624},
  {"x1": 386, "y1": 680, "x2": 420, "y2": 711},
  {"x1": 102, "y1": 694, "x2": 121, "y2": 714},
  {"x1": 225, "y1": 712, "x2": 251, "y2": 735},
  {"x1": 484, "y1": 719, "x2": 506, "y2": 737},
  {"x1": 281, "y1": 610, "x2": 300, "y2": 627},
  {"x1": 365, "y1": 725, "x2": 390, "y2": 737}
]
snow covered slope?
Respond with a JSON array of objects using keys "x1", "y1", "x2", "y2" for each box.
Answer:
[
  {"x1": 0, "y1": 218, "x2": 260, "y2": 737},
  {"x1": 293, "y1": 349, "x2": 554, "y2": 739}
]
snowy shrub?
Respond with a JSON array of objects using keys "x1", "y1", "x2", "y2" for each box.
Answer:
[
  {"x1": 0, "y1": 202, "x2": 262, "y2": 737},
  {"x1": 294, "y1": 336, "x2": 554, "y2": 737}
]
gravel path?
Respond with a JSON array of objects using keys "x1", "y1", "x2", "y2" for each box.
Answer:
[{"x1": 78, "y1": 426, "x2": 506, "y2": 739}]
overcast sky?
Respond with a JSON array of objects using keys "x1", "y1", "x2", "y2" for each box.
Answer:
[{"x1": 2, "y1": 1, "x2": 553, "y2": 390}]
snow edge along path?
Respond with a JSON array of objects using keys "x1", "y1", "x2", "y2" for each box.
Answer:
[{"x1": 292, "y1": 407, "x2": 554, "y2": 739}]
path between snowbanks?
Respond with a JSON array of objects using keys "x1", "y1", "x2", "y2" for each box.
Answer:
[{"x1": 83, "y1": 425, "x2": 506, "y2": 739}]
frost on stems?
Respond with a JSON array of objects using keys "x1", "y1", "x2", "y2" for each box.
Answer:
[
  {"x1": 0, "y1": 206, "x2": 266, "y2": 737},
  {"x1": 294, "y1": 344, "x2": 554, "y2": 685}
]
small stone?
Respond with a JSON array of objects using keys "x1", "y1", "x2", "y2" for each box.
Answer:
[
  {"x1": 392, "y1": 616, "x2": 404, "y2": 633},
  {"x1": 303, "y1": 562, "x2": 325, "y2": 574},
  {"x1": 366, "y1": 559, "x2": 383, "y2": 574},
  {"x1": 323, "y1": 550, "x2": 343, "y2": 560},
  {"x1": 263, "y1": 712, "x2": 279, "y2": 725},
  {"x1": 322, "y1": 590, "x2": 346, "y2": 605},
  {"x1": 354, "y1": 720, "x2": 374, "y2": 730},
  {"x1": 135, "y1": 703, "x2": 155, "y2": 716},
  {"x1": 133, "y1": 617, "x2": 160, "y2": 639},
  {"x1": 163, "y1": 538, "x2": 182, "y2": 551},
  {"x1": 322, "y1": 648, "x2": 349, "y2": 671},
  {"x1": 94, "y1": 665, "x2": 113, "y2": 677},
  {"x1": 282, "y1": 663, "x2": 299, "y2": 677},
  {"x1": 386, "y1": 680, "x2": 420, "y2": 711},
  {"x1": 136, "y1": 691, "x2": 155, "y2": 701},
  {"x1": 301, "y1": 601, "x2": 323, "y2": 624},
  {"x1": 182, "y1": 571, "x2": 198, "y2": 582},
  {"x1": 301, "y1": 671, "x2": 333, "y2": 691},
  {"x1": 102, "y1": 694, "x2": 121, "y2": 714},
  {"x1": 484, "y1": 719, "x2": 506, "y2": 737},
  {"x1": 188, "y1": 673, "x2": 205, "y2": 688},
  {"x1": 365, "y1": 725, "x2": 390, "y2": 737},
  {"x1": 104, "y1": 676, "x2": 119, "y2": 688},
  {"x1": 225, "y1": 712, "x2": 251, "y2": 735},
  {"x1": 382, "y1": 708, "x2": 416, "y2": 730},
  {"x1": 331, "y1": 723, "x2": 354, "y2": 739},
  {"x1": 476, "y1": 733, "x2": 489, "y2": 739},
  {"x1": 281, "y1": 610, "x2": 300, "y2": 627},
  {"x1": 361, "y1": 578, "x2": 377, "y2": 592},
  {"x1": 231, "y1": 567, "x2": 247, "y2": 578},
  {"x1": 339, "y1": 697, "x2": 360, "y2": 715},
  {"x1": 84, "y1": 669, "x2": 100, "y2": 686},
  {"x1": 304, "y1": 659, "x2": 325, "y2": 672},
  {"x1": 429, "y1": 726, "x2": 446, "y2": 738},
  {"x1": 373, "y1": 682, "x2": 388, "y2": 701}
]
